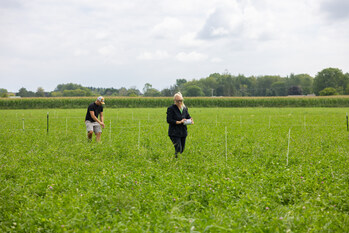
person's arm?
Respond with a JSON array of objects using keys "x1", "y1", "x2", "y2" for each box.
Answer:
[
  {"x1": 186, "y1": 108, "x2": 194, "y2": 124},
  {"x1": 167, "y1": 107, "x2": 185, "y2": 125},
  {"x1": 100, "y1": 112, "x2": 105, "y2": 128},
  {"x1": 90, "y1": 111, "x2": 105, "y2": 128}
]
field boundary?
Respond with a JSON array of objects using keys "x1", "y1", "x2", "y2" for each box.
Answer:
[{"x1": 1, "y1": 96, "x2": 349, "y2": 109}]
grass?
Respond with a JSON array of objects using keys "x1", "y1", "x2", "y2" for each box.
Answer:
[{"x1": 0, "y1": 108, "x2": 349, "y2": 232}]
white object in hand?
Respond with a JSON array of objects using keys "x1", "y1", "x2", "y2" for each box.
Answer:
[{"x1": 184, "y1": 119, "x2": 192, "y2": 125}]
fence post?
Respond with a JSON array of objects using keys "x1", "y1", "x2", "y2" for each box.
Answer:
[{"x1": 47, "y1": 112, "x2": 49, "y2": 134}]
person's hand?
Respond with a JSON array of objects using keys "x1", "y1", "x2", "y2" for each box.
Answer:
[
  {"x1": 190, "y1": 118, "x2": 194, "y2": 124},
  {"x1": 100, "y1": 122, "x2": 105, "y2": 128},
  {"x1": 181, "y1": 119, "x2": 186, "y2": 124}
]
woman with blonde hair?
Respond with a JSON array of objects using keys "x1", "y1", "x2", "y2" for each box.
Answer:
[{"x1": 166, "y1": 92, "x2": 194, "y2": 158}]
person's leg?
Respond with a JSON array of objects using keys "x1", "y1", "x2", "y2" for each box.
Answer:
[
  {"x1": 87, "y1": 131, "x2": 93, "y2": 141},
  {"x1": 180, "y1": 137, "x2": 186, "y2": 153},
  {"x1": 85, "y1": 121, "x2": 94, "y2": 142},
  {"x1": 170, "y1": 136, "x2": 181, "y2": 157},
  {"x1": 94, "y1": 123, "x2": 102, "y2": 142},
  {"x1": 96, "y1": 132, "x2": 101, "y2": 142}
]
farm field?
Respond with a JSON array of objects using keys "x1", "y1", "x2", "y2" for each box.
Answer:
[{"x1": 1, "y1": 107, "x2": 349, "y2": 232}]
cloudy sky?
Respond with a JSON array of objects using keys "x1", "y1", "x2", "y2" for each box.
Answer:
[{"x1": 1, "y1": 0, "x2": 349, "y2": 92}]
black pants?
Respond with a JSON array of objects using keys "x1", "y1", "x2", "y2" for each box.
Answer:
[{"x1": 169, "y1": 136, "x2": 186, "y2": 154}]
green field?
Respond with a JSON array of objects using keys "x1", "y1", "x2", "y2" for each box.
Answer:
[{"x1": 1, "y1": 108, "x2": 349, "y2": 232}]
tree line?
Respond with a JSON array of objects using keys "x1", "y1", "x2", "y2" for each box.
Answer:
[{"x1": 1, "y1": 67, "x2": 348, "y2": 98}]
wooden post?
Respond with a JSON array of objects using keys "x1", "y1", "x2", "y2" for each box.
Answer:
[{"x1": 47, "y1": 112, "x2": 49, "y2": 134}]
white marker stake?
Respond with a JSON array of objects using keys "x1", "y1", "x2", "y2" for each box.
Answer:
[
  {"x1": 286, "y1": 128, "x2": 291, "y2": 166},
  {"x1": 138, "y1": 121, "x2": 141, "y2": 151},
  {"x1": 109, "y1": 119, "x2": 112, "y2": 141},
  {"x1": 22, "y1": 118, "x2": 25, "y2": 131},
  {"x1": 66, "y1": 118, "x2": 68, "y2": 135},
  {"x1": 225, "y1": 126, "x2": 228, "y2": 161}
]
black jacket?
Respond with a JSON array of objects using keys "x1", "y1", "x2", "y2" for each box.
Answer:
[{"x1": 167, "y1": 104, "x2": 191, "y2": 137}]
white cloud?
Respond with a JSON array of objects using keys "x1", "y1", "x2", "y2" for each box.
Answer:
[
  {"x1": 98, "y1": 45, "x2": 115, "y2": 56},
  {"x1": 175, "y1": 51, "x2": 208, "y2": 62},
  {"x1": 73, "y1": 49, "x2": 89, "y2": 57},
  {"x1": 179, "y1": 33, "x2": 206, "y2": 48},
  {"x1": 137, "y1": 50, "x2": 169, "y2": 60},
  {"x1": 151, "y1": 17, "x2": 184, "y2": 39},
  {"x1": 211, "y1": 57, "x2": 223, "y2": 63}
]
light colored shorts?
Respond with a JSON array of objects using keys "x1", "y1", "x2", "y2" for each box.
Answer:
[{"x1": 85, "y1": 120, "x2": 102, "y2": 134}]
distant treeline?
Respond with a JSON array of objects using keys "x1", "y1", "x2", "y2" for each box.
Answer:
[
  {"x1": 1, "y1": 67, "x2": 349, "y2": 98},
  {"x1": 1, "y1": 96, "x2": 349, "y2": 109}
]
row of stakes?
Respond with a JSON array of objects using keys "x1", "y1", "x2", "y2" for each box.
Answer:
[{"x1": 19, "y1": 112, "x2": 349, "y2": 133}]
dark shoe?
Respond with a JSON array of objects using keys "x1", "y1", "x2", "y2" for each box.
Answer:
[{"x1": 174, "y1": 153, "x2": 178, "y2": 158}]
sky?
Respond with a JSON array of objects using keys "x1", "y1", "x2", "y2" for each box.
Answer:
[{"x1": 1, "y1": 0, "x2": 349, "y2": 93}]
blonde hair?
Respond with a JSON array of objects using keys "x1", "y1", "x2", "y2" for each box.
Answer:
[{"x1": 173, "y1": 92, "x2": 185, "y2": 108}]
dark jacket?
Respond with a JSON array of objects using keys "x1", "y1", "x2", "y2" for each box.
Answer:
[{"x1": 167, "y1": 104, "x2": 191, "y2": 137}]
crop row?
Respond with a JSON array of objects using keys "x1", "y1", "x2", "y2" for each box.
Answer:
[{"x1": 1, "y1": 96, "x2": 349, "y2": 109}]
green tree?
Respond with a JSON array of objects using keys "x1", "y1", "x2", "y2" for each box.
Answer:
[
  {"x1": 143, "y1": 83, "x2": 152, "y2": 94},
  {"x1": 256, "y1": 76, "x2": 282, "y2": 96},
  {"x1": 288, "y1": 74, "x2": 313, "y2": 95},
  {"x1": 184, "y1": 85, "x2": 204, "y2": 96},
  {"x1": 63, "y1": 89, "x2": 87, "y2": 96},
  {"x1": 17, "y1": 87, "x2": 28, "y2": 97},
  {"x1": 176, "y1": 79, "x2": 187, "y2": 90},
  {"x1": 143, "y1": 83, "x2": 161, "y2": 97},
  {"x1": 319, "y1": 87, "x2": 338, "y2": 96},
  {"x1": 54, "y1": 83, "x2": 92, "y2": 96},
  {"x1": 118, "y1": 87, "x2": 128, "y2": 96},
  {"x1": 35, "y1": 87, "x2": 45, "y2": 97},
  {"x1": 127, "y1": 87, "x2": 141, "y2": 97},
  {"x1": 161, "y1": 88, "x2": 172, "y2": 97},
  {"x1": 313, "y1": 68, "x2": 348, "y2": 95},
  {"x1": 288, "y1": 86, "x2": 303, "y2": 95},
  {"x1": 141, "y1": 83, "x2": 161, "y2": 96},
  {"x1": 144, "y1": 88, "x2": 161, "y2": 97},
  {"x1": 271, "y1": 81, "x2": 287, "y2": 96},
  {"x1": 0, "y1": 88, "x2": 8, "y2": 97}
]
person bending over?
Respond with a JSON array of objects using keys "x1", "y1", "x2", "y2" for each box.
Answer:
[{"x1": 85, "y1": 96, "x2": 105, "y2": 142}]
